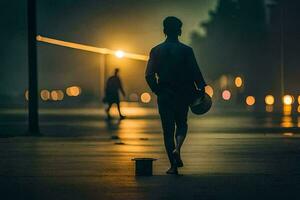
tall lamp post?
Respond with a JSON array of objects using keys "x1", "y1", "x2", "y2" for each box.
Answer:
[{"x1": 27, "y1": 0, "x2": 40, "y2": 135}]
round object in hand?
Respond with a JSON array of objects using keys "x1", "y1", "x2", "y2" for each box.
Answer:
[{"x1": 190, "y1": 93, "x2": 212, "y2": 115}]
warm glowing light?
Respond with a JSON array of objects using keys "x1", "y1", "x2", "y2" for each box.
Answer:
[
  {"x1": 205, "y1": 85, "x2": 214, "y2": 97},
  {"x1": 283, "y1": 95, "x2": 293, "y2": 105},
  {"x1": 56, "y1": 90, "x2": 64, "y2": 100},
  {"x1": 40, "y1": 90, "x2": 50, "y2": 101},
  {"x1": 36, "y1": 35, "x2": 149, "y2": 61},
  {"x1": 283, "y1": 132, "x2": 294, "y2": 137},
  {"x1": 129, "y1": 93, "x2": 139, "y2": 102},
  {"x1": 51, "y1": 91, "x2": 59, "y2": 101},
  {"x1": 66, "y1": 86, "x2": 81, "y2": 97},
  {"x1": 246, "y1": 96, "x2": 256, "y2": 106},
  {"x1": 25, "y1": 90, "x2": 29, "y2": 101},
  {"x1": 220, "y1": 75, "x2": 228, "y2": 88},
  {"x1": 266, "y1": 105, "x2": 274, "y2": 113},
  {"x1": 283, "y1": 105, "x2": 292, "y2": 115},
  {"x1": 281, "y1": 116, "x2": 293, "y2": 127},
  {"x1": 140, "y1": 92, "x2": 151, "y2": 103},
  {"x1": 222, "y1": 90, "x2": 231, "y2": 100},
  {"x1": 235, "y1": 77, "x2": 243, "y2": 88},
  {"x1": 298, "y1": 106, "x2": 300, "y2": 113},
  {"x1": 265, "y1": 95, "x2": 275, "y2": 105},
  {"x1": 115, "y1": 50, "x2": 124, "y2": 58}
]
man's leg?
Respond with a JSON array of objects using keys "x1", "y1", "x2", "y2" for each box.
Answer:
[
  {"x1": 106, "y1": 103, "x2": 113, "y2": 119},
  {"x1": 116, "y1": 102, "x2": 125, "y2": 119},
  {"x1": 158, "y1": 95, "x2": 177, "y2": 173},
  {"x1": 173, "y1": 102, "x2": 189, "y2": 167}
]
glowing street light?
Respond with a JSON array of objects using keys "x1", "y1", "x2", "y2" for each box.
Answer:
[
  {"x1": 40, "y1": 90, "x2": 50, "y2": 101},
  {"x1": 265, "y1": 95, "x2": 275, "y2": 105},
  {"x1": 283, "y1": 95, "x2": 293, "y2": 105},
  {"x1": 246, "y1": 96, "x2": 256, "y2": 106},
  {"x1": 205, "y1": 85, "x2": 214, "y2": 97},
  {"x1": 115, "y1": 50, "x2": 124, "y2": 58},
  {"x1": 235, "y1": 76, "x2": 243, "y2": 88},
  {"x1": 222, "y1": 90, "x2": 231, "y2": 101},
  {"x1": 140, "y1": 92, "x2": 151, "y2": 103}
]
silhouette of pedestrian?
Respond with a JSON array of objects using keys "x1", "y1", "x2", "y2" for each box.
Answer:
[
  {"x1": 103, "y1": 68, "x2": 126, "y2": 120},
  {"x1": 145, "y1": 16, "x2": 207, "y2": 174}
]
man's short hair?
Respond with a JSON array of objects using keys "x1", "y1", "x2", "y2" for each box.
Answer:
[{"x1": 163, "y1": 16, "x2": 182, "y2": 36}]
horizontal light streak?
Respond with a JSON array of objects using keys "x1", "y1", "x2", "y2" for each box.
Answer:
[{"x1": 36, "y1": 35, "x2": 149, "y2": 61}]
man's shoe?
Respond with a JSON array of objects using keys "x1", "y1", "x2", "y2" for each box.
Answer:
[
  {"x1": 173, "y1": 149, "x2": 184, "y2": 167},
  {"x1": 166, "y1": 166, "x2": 178, "y2": 175}
]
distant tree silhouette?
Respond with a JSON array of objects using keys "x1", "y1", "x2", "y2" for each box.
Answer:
[
  {"x1": 191, "y1": 0, "x2": 240, "y2": 80},
  {"x1": 191, "y1": 0, "x2": 270, "y2": 104}
]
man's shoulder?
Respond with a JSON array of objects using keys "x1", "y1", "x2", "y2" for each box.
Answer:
[
  {"x1": 150, "y1": 43, "x2": 164, "y2": 52},
  {"x1": 178, "y1": 42, "x2": 193, "y2": 50},
  {"x1": 150, "y1": 41, "x2": 193, "y2": 52}
]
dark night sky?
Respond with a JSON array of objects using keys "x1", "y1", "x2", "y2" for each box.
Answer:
[{"x1": 0, "y1": 0, "x2": 217, "y2": 97}]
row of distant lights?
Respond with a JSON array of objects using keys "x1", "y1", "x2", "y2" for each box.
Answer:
[
  {"x1": 25, "y1": 86, "x2": 81, "y2": 101},
  {"x1": 221, "y1": 76, "x2": 300, "y2": 106},
  {"x1": 127, "y1": 75, "x2": 300, "y2": 107},
  {"x1": 222, "y1": 90, "x2": 300, "y2": 106},
  {"x1": 132, "y1": 86, "x2": 216, "y2": 104}
]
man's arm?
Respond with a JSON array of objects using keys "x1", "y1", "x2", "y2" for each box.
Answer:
[
  {"x1": 188, "y1": 48, "x2": 207, "y2": 90},
  {"x1": 145, "y1": 49, "x2": 160, "y2": 95}
]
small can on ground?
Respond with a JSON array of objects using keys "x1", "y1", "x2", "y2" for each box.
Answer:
[{"x1": 131, "y1": 158, "x2": 157, "y2": 176}]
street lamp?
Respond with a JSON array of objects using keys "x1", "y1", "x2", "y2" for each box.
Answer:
[{"x1": 115, "y1": 50, "x2": 124, "y2": 58}]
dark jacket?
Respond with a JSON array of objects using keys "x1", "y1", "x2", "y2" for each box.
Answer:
[{"x1": 145, "y1": 38, "x2": 206, "y2": 99}]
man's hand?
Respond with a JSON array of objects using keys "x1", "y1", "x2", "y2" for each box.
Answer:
[{"x1": 199, "y1": 87, "x2": 205, "y2": 97}]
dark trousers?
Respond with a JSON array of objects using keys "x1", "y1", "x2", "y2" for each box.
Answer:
[{"x1": 157, "y1": 92, "x2": 189, "y2": 166}]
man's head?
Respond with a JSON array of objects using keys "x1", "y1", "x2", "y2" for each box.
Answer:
[
  {"x1": 114, "y1": 68, "x2": 119, "y2": 76},
  {"x1": 163, "y1": 16, "x2": 182, "y2": 37}
]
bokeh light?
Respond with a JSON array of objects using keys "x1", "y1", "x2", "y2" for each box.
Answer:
[
  {"x1": 40, "y1": 90, "x2": 50, "y2": 101},
  {"x1": 220, "y1": 75, "x2": 228, "y2": 88},
  {"x1": 51, "y1": 90, "x2": 59, "y2": 101},
  {"x1": 283, "y1": 95, "x2": 293, "y2": 105},
  {"x1": 140, "y1": 92, "x2": 151, "y2": 103},
  {"x1": 281, "y1": 115, "x2": 293, "y2": 127},
  {"x1": 265, "y1": 95, "x2": 275, "y2": 105},
  {"x1": 298, "y1": 96, "x2": 300, "y2": 104},
  {"x1": 205, "y1": 85, "x2": 214, "y2": 97},
  {"x1": 56, "y1": 90, "x2": 64, "y2": 100},
  {"x1": 222, "y1": 90, "x2": 231, "y2": 100},
  {"x1": 129, "y1": 93, "x2": 139, "y2": 102},
  {"x1": 246, "y1": 96, "x2": 255, "y2": 106},
  {"x1": 115, "y1": 50, "x2": 124, "y2": 58},
  {"x1": 66, "y1": 86, "x2": 81, "y2": 97},
  {"x1": 283, "y1": 105, "x2": 292, "y2": 115},
  {"x1": 234, "y1": 76, "x2": 243, "y2": 88},
  {"x1": 283, "y1": 132, "x2": 294, "y2": 137}
]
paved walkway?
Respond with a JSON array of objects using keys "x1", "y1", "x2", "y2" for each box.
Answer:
[
  {"x1": 1, "y1": 132, "x2": 300, "y2": 199},
  {"x1": 1, "y1": 107, "x2": 300, "y2": 199}
]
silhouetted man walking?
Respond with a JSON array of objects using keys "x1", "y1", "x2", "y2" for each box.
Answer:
[
  {"x1": 103, "y1": 68, "x2": 126, "y2": 120},
  {"x1": 145, "y1": 16, "x2": 206, "y2": 174}
]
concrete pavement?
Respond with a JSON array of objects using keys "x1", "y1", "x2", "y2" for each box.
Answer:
[{"x1": 1, "y1": 106, "x2": 300, "y2": 199}]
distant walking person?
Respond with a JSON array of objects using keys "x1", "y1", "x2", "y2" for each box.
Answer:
[
  {"x1": 103, "y1": 68, "x2": 126, "y2": 120},
  {"x1": 145, "y1": 17, "x2": 207, "y2": 174}
]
